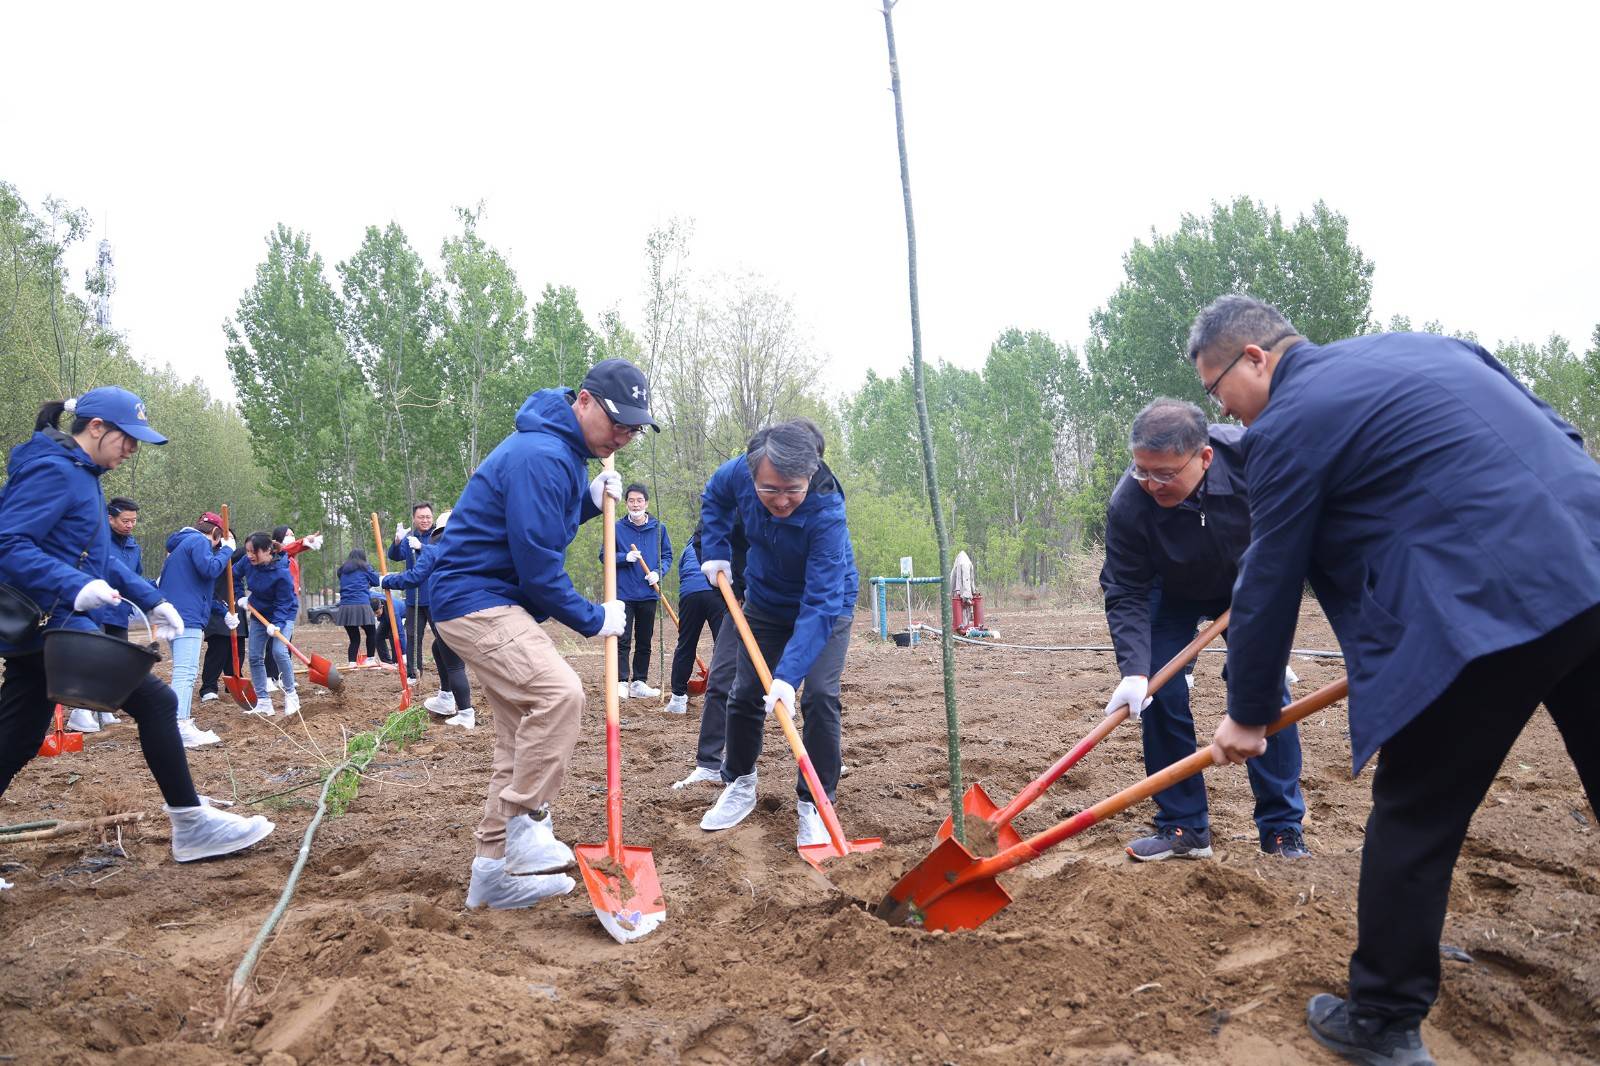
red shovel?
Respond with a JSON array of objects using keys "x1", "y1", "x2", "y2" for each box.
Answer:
[
  {"x1": 880, "y1": 676, "x2": 1348, "y2": 932},
  {"x1": 219, "y1": 506, "x2": 257, "y2": 710},
  {"x1": 369, "y1": 513, "x2": 411, "y2": 711},
  {"x1": 937, "y1": 611, "x2": 1230, "y2": 851},
  {"x1": 629, "y1": 541, "x2": 709, "y2": 696},
  {"x1": 575, "y1": 458, "x2": 665, "y2": 943},
  {"x1": 38, "y1": 704, "x2": 84, "y2": 757},
  {"x1": 241, "y1": 603, "x2": 343, "y2": 692}
]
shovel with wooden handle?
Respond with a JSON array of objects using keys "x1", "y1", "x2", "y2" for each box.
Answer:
[
  {"x1": 575, "y1": 458, "x2": 666, "y2": 944},
  {"x1": 629, "y1": 541, "x2": 710, "y2": 695},
  {"x1": 880, "y1": 676, "x2": 1348, "y2": 932},
  {"x1": 369, "y1": 513, "x2": 411, "y2": 711},
  {"x1": 219, "y1": 506, "x2": 257, "y2": 710},
  {"x1": 937, "y1": 611, "x2": 1230, "y2": 851},
  {"x1": 241, "y1": 603, "x2": 343, "y2": 692}
]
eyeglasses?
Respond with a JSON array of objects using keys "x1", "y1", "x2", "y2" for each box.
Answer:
[
  {"x1": 754, "y1": 484, "x2": 809, "y2": 500},
  {"x1": 1201, "y1": 331, "x2": 1297, "y2": 406},
  {"x1": 1130, "y1": 450, "x2": 1200, "y2": 485},
  {"x1": 608, "y1": 419, "x2": 647, "y2": 438}
]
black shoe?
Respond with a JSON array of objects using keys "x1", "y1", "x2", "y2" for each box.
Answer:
[
  {"x1": 1263, "y1": 826, "x2": 1312, "y2": 859},
  {"x1": 1126, "y1": 825, "x2": 1212, "y2": 862},
  {"x1": 1306, "y1": 994, "x2": 1434, "y2": 1065}
]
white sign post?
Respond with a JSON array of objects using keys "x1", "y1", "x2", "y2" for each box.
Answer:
[{"x1": 899, "y1": 556, "x2": 914, "y2": 644}]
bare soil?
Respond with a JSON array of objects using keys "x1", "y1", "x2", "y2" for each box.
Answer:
[{"x1": 2, "y1": 604, "x2": 1596, "y2": 1064}]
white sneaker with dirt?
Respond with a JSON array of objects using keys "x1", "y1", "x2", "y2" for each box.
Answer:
[
  {"x1": 664, "y1": 694, "x2": 688, "y2": 715},
  {"x1": 166, "y1": 801, "x2": 275, "y2": 861},
  {"x1": 265, "y1": 677, "x2": 280, "y2": 693},
  {"x1": 281, "y1": 691, "x2": 300, "y2": 717},
  {"x1": 505, "y1": 808, "x2": 576, "y2": 875},
  {"x1": 465, "y1": 857, "x2": 575, "y2": 910},
  {"x1": 177, "y1": 718, "x2": 222, "y2": 748},
  {"x1": 444, "y1": 708, "x2": 476, "y2": 730},
  {"x1": 629, "y1": 679, "x2": 660, "y2": 699},
  {"x1": 616, "y1": 683, "x2": 631, "y2": 700},
  {"x1": 66, "y1": 708, "x2": 101, "y2": 733},
  {"x1": 96, "y1": 711, "x2": 121, "y2": 727},
  {"x1": 700, "y1": 772, "x2": 758, "y2": 831},
  {"x1": 672, "y1": 766, "x2": 720, "y2": 790},
  {"x1": 200, "y1": 692, "x2": 219, "y2": 703},
  {"x1": 796, "y1": 800, "x2": 829, "y2": 848},
  {"x1": 424, "y1": 691, "x2": 456, "y2": 716},
  {"x1": 245, "y1": 699, "x2": 274, "y2": 717}
]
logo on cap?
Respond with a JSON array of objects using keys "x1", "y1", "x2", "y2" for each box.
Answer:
[
  {"x1": 631, "y1": 384, "x2": 647, "y2": 401},
  {"x1": 134, "y1": 402, "x2": 148, "y2": 422}
]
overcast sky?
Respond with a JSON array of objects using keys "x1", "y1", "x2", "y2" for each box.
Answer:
[{"x1": 6, "y1": 1, "x2": 1596, "y2": 404}]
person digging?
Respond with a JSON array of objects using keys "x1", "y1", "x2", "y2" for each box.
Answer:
[{"x1": 428, "y1": 358, "x2": 648, "y2": 909}]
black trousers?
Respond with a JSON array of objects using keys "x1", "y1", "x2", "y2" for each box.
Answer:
[
  {"x1": 199, "y1": 632, "x2": 235, "y2": 697},
  {"x1": 693, "y1": 612, "x2": 739, "y2": 771},
  {"x1": 618, "y1": 599, "x2": 658, "y2": 683},
  {"x1": 405, "y1": 604, "x2": 430, "y2": 681},
  {"x1": 427, "y1": 614, "x2": 472, "y2": 710},
  {"x1": 345, "y1": 624, "x2": 378, "y2": 662},
  {"x1": 1349, "y1": 602, "x2": 1600, "y2": 1023},
  {"x1": 672, "y1": 589, "x2": 727, "y2": 696},
  {"x1": 721, "y1": 607, "x2": 852, "y2": 803},
  {"x1": 0, "y1": 652, "x2": 199, "y2": 807}
]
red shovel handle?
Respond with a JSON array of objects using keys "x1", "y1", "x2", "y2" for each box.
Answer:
[
  {"x1": 370, "y1": 513, "x2": 411, "y2": 706},
  {"x1": 221, "y1": 505, "x2": 244, "y2": 679},
  {"x1": 630, "y1": 542, "x2": 710, "y2": 677}
]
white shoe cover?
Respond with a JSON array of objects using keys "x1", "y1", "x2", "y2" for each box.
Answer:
[
  {"x1": 796, "y1": 800, "x2": 829, "y2": 848},
  {"x1": 505, "y1": 808, "x2": 575, "y2": 875},
  {"x1": 465, "y1": 856, "x2": 575, "y2": 909},
  {"x1": 664, "y1": 694, "x2": 688, "y2": 715},
  {"x1": 166, "y1": 801, "x2": 275, "y2": 862},
  {"x1": 96, "y1": 711, "x2": 121, "y2": 726},
  {"x1": 424, "y1": 691, "x2": 456, "y2": 716},
  {"x1": 177, "y1": 718, "x2": 222, "y2": 748},
  {"x1": 67, "y1": 708, "x2": 101, "y2": 733},
  {"x1": 671, "y1": 766, "x2": 720, "y2": 790},
  {"x1": 282, "y1": 692, "x2": 300, "y2": 718},
  {"x1": 629, "y1": 680, "x2": 660, "y2": 699},
  {"x1": 444, "y1": 708, "x2": 476, "y2": 730},
  {"x1": 245, "y1": 699, "x2": 274, "y2": 717},
  {"x1": 700, "y1": 772, "x2": 758, "y2": 831},
  {"x1": 265, "y1": 677, "x2": 280, "y2": 693}
]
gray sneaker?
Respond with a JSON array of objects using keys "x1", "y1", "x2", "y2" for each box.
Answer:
[
  {"x1": 1126, "y1": 825, "x2": 1212, "y2": 862},
  {"x1": 1306, "y1": 994, "x2": 1435, "y2": 1065}
]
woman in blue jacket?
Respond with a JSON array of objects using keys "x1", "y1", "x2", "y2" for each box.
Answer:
[
  {"x1": 0, "y1": 389, "x2": 273, "y2": 863},
  {"x1": 335, "y1": 549, "x2": 381, "y2": 667},
  {"x1": 157, "y1": 512, "x2": 234, "y2": 748},
  {"x1": 235, "y1": 531, "x2": 300, "y2": 717},
  {"x1": 603, "y1": 483, "x2": 671, "y2": 699}
]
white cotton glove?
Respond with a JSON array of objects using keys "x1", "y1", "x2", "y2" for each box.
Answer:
[
  {"x1": 590, "y1": 470, "x2": 622, "y2": 508},
  {"x1": 224, "y1": 611, "x2": 239, "y2": 630},
  {"x1": 625, "y1": 548, "x2": 642, "y2": 563},
  {"x1": 701, "y1": 559, "x2": 732, "y2": 586},
  {"x1": 220, "y1": 535, "x2": 236, "y2": 552},
  {"x1": 763, "y1": 679, "x2": 797, "y2": 718},
  {"x1": 74, "y1": 579, "x2": 121, "y2": 612},
  {"x1": 266, "y1": 623, "x2": 281, "y2": 638},
  {"x1": 596, "y1": 599, "x2": 626, "y2": 638},
  {"x1": 645, "y1": 570, "x2": 659, "y2": 587},
  {"x1": 236, "y1": 594, "x2": 250, "y2": 611},
  {"x1": 304, "y1": 533, "x2": 324, "y2": 551},
  {"x1": 1104, "y1": 675, "x2": 1152, "y2": 722},
  {"x1": 407, "y1": 536, "x2": 422, "y2": 551},
  {"x1": 395, "y1": 522, "x2": 407, "y2": 542},
  {"x1": 151, "y1": 602, "x2": 185, "y2": 641}
]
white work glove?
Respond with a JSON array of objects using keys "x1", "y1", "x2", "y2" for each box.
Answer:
[
  {"x1": 224, "y1": 611, "x2": 239, "y2": 630},
  {"x1": 645, "y1": 570, "x2": 659, "y2": 587},
  {"x1": 407, "y1": 536, "x2": 422, "y2": 551},
  {"x1": 589, "y1": 470, "x2": 622, "y2": 508},
  {"x1": 395, "y1": 522, "x2": 407, "y2": 542},
  {"x1": 1104, "y1": 675, "x2": 1152, "y2": 722},
  {"x1": 266, "y1": 622, "x2": 281, "y2": 638},
  {"x1": 625, "y1": 548, "x2": 642, "y2": 563},
  {"x1": 236, "y1": 594, "x2": 250, "y2": 611},
  {"x1": 701, "y1": 559, "x2": 732, "y2": 586},
  {"x1": 596, "y1": 599, "x2": 626, "y2": 638},
  {"x1": 220, "y1": 534, "x2": 236, "y2": 552},
  {"x1": 151, "y1": 602, "x2": 185, "y2": 641},
  {"x1": 74, "y1": 579, "x2": 121, "y2": 612},
  {"x1": 763, "y1": 679, "x2": 797, "y2": 718},
  {"x1": 304, "y1": 533, "x2": 324, "y2": 551}
]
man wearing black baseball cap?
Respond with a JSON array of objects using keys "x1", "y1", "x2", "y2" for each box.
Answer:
[{"x1": 580, "y1": 358, "x2": 660, "y2": 435}]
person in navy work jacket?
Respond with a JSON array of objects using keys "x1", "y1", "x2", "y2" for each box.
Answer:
[
  {"x1": 0, "y1": 388, "x2": 274, "y2": 865},
  {"x1": 381, "y1": 510, "x2": 475, "y2": 730},
  {"x1": 1100, "y1": 398, "x2": 1306, "y2": 861},
  {"x1": 1192, "y1": 295, "x2": 1600, "y2": 1066},
  {"x1": 604, "y1": 482, "x2": 671, "y2": 699},
  {"x1": 696, "y1": 417, "x2": 859, "y2": 848},
  {"x1": 388, "y1": 501, "x2": 435, "y2": 682},
  {"x1": 71, "y1": 495, "x2": 145, "y2": 733},
  {"x1": 158, "y1": 512, "x2": 235, "y2": 747},
  {"x1": 234, "y1": 532, "x2": 301, "y2": 719},
  {"x1": 669, "y1": 514, "x2": 748, "y2": 789}
]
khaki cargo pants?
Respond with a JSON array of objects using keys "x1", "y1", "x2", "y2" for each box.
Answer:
[{"x1": 436, "y1": 605, "x2": 585, "y2": 858}]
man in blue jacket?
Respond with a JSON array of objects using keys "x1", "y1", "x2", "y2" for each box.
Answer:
[
  {"x1": 388, "y1": 501, "x2": 435, "y2": 683},
  {"x1": 431, "y1": 358, "x2": 649, "y2": 910},
  {"x1": 1101, "y1": 399, "x2": 1305, "y2": 861},
  {"x1": 70, "y1": 495, "x2": 145, "y2": 732},
  {"x1": 1194, "y1": 295, "x2": 1600, "y2": 1066},
  {"x1": 696, "y1": 418, "x2": 859, "y2": 848},
  {"x1": 606, "y1": 482, "x2": 672, "y2": 700}
]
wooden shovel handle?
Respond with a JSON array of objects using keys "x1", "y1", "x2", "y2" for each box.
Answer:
[
  {"x1": 221, "y1": 505, "x2": 244, "y2": 677},
  {"x1": 243, "y1": 602, "x2": 311, "y2": 666},
  {"x1": 369, "y1": 513, "x2": 411, "y2": 701}
]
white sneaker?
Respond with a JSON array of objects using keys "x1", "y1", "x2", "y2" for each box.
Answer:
[
  {"x1": 664, "y1": 694, "x2": 688, "y2": 715},
  {"x1": 796, "y1": 800, "x2": 829, "y2": 848},
  {"x1": 505, "y1": 808, "x2": 576, "y2": 874},
  {"x1": 282, "y1": 691, "x2": 300, "y2": 718},
  {"x1": 166, "y1": 800, "x2": 274, "y2": 862},
  {"x1": 700, "y1": 772, "x2": 758, "y2": 832},
  {"x1": 424, "y1": 691, "x2": 456, "y2": 716},
  {"x1": 245, "y1": 699, "x2": 274, "y2": 717},
  {"x1": 444, "y1": 708, "x2": 476, "y2": 730},
  {"x1": 345, "y1": 661, "x2": 359, "y2": 671},
  {"x1": 200, "y1": 692, "x2": 219, "y2": 703},
  {"x1": 672, "y1": 766, "x2": 720, "y2": 790},
  {"x1": 615, "y1": 683, "x2": 630, "y2": 700},
  {"x1": 630, "y1": 680, "x2": 660, "y2": 699},
  {"x1": 96, "y1": 711, "x2": 121, "y2": 726},
  {"x1": 67, "y1": 708, "x2": 101, "y2": 733},
  {"x1": 177, "y1": 718, "x2": 222, "y2": 748},
  {"x1": 465, "y1": 857, "x2": 575, "y2": 910}
]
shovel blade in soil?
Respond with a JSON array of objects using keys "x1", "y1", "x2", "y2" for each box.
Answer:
[
  {"x1": 574, "y1": 844, "x2": 665, "y2": 944},
  {"x1": 39, "y1": 729, "x2": 83, "y2": 757},
  {"x1": 876, "y1": 836, "x2": 1013, "y2": 932},
  {"x1": 308, "y1": 656, "x2": 343, "y2": 692},
  {"x1": 798, "y1": 834, "x2": 884, "y2": 871},
  {"x1": 934, "y1": 782, "x2": 1024, "y2": 852},
  {"x1": 687, "y1": 675, "x2": 707, "y2": 696},
  {"x1": 224, "y1": 676, "x2": 257, "y2": 710}
]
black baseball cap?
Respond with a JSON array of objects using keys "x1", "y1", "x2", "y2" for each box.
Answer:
[{"x1": 580, "y1": 358, "x2": 659, "y2": 431}]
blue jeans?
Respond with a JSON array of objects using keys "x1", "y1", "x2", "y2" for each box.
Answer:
[
  {"x1": 1143, "y1": 590, "x2": 1304, "y2": 844},
  {"x1": 169, "y1": 632, "x2": 204, "y2": 721},
  {"x1": 248, "y1": 620, "x2": 296, "y2": 697}
]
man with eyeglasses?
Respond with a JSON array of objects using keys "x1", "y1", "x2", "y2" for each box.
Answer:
[
  {"x1": 429, "y1": 358, "x2": 652, "y2": 910},
  {"x1": 1100, "y1": 397, "x2": 1307, "y2": 862},
  {"x1": 1192, "y1": 295, "x2": 1600, "y2": 1066}
]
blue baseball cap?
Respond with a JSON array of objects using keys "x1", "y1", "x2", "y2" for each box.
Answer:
[
  {"x1": 580, "y1": 358, "x2": 659, "y2": 431},
  {"x1": 72, "y1": 386, "x2": 168, "y2": 445}
]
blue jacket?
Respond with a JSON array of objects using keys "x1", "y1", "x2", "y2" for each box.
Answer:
[
  {"x1": 608, "y1": 513, "x2": 672, "y2": 602},
  {"x1": 1225, "y1": 333, "x2": 1600, "y2": 771},
  {"x1": 1100, "y1": 424, "x2": 1251, "y2": 676},
  {"x1": 338, "y1": 564, "x2": 382, "y2": 607},
  {"x1": 234, "y1": 555, "x2": 299, "y2": 628},
  {"x1": 159, "y1": 528, "x2": 232, "y2": 629},
  {"x1": 382, "y1": 540, "x2": 439, "y2": 599},
  {"x1": 700, "y1": 456, "x2": 857, "y2": 686},
  {"x1": 374, "y1": 588, "x2": 407, "y2": 650},
  {"x1": 388, "y1": 531, "x2": 429, "y2": 606},
  {"x1": 95, "y1": 529, "x2": 144, "y2": 629},
  {"x1": 678, "y1": 538, "x2": 711, "y2": 597},
  {"x1": 429, "y1": 389, "x2": 605, "y2": 634},
  {"x1": 0, "y1": 430, "x2": 164, "y2": 654}
]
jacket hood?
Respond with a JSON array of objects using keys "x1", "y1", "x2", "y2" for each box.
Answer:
[
  {"x1": 514, "y1": 389, "x2": 592, "y2": 458},
  {"x1": 166, "y1": 527, "x2": 202, "y2": 552},
  {"x1": 7, "y1": 429, "x2": 99, "y2": 482}
]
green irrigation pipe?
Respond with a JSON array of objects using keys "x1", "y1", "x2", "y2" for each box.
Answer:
[{"x1": 0, "y1": 820, "x2": 60, "y2": 835}]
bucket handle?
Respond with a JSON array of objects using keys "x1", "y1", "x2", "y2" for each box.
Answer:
[{"x1": 123, "y1": 602, "x2": 159, "y2": 646}]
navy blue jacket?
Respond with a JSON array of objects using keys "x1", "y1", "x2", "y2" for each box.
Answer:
[
  {"x1": 94, "y1": 529, "x2": 144, "y2": 628},
  {"x1": 1100, "y1": 424, "x2": 1250, "y2": 676},
  {"x1": 0, "y1": 430, "x2": 164, "y2": 654},
  {"x1": 700, "y1": 457, "x2": 857, "y2": 686},
  {"x1": 234, "y1": 555, "x2": 299, "y2": 628},
  {"x1": 678, "y1": 538, "x2": 711, "y2": 597},
  {"x1": 1226, "y1": 333, "x2": 1600, "y2": 770},
  {"x1": 608, "y1": 513, "x2": 672, "y2": 602},
  {"x1": 429, "y1": 389, "x2": 605, "y2": 634},
  {"x1": 388, "y1": 529, "x2": 429, "y2": 606},
  {"x1": 338, "y1": 564, "x2": 382, "y2": 607},
  {"x1": 382, "y1": 541, "x2": 438, "y2": 599},
  {"x1": 159, "y1": 528, "x2": 232, "y2": 629}
]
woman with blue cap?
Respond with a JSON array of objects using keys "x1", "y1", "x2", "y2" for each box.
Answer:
[{"x1": 0, "y1": 387, "x2": 275, "y2": 863}]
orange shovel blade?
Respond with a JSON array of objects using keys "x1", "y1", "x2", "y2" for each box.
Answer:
[
  {"x1": 934, "y1": 782, "x2": 1024, "y2": 852},
  {"x1": 799, "y1": 834, "x2": 884, "y2": 871},
  {"x1": 308, "y1": 656, "x2": 343, "y2": 692},
  {"x1": 224, "y1": 675, "x2": 257, "y2": 710},
  {"x1": 687, "y1": 675, "x2": 708, "y2": 696},
  {"x1": 876, "y1": 836, "x2": 1013, "y2": 932},
  {"x1": 574, "y1": 844, "x2": 666, "y2": 944}
]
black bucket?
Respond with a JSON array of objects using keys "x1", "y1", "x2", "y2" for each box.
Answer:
[
  {"x1": 892, "y1": 630, "x2": 914, "y2": 647},
  {"x1": 44, "y1": 628, "x2": 161, "y2": 713}
]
